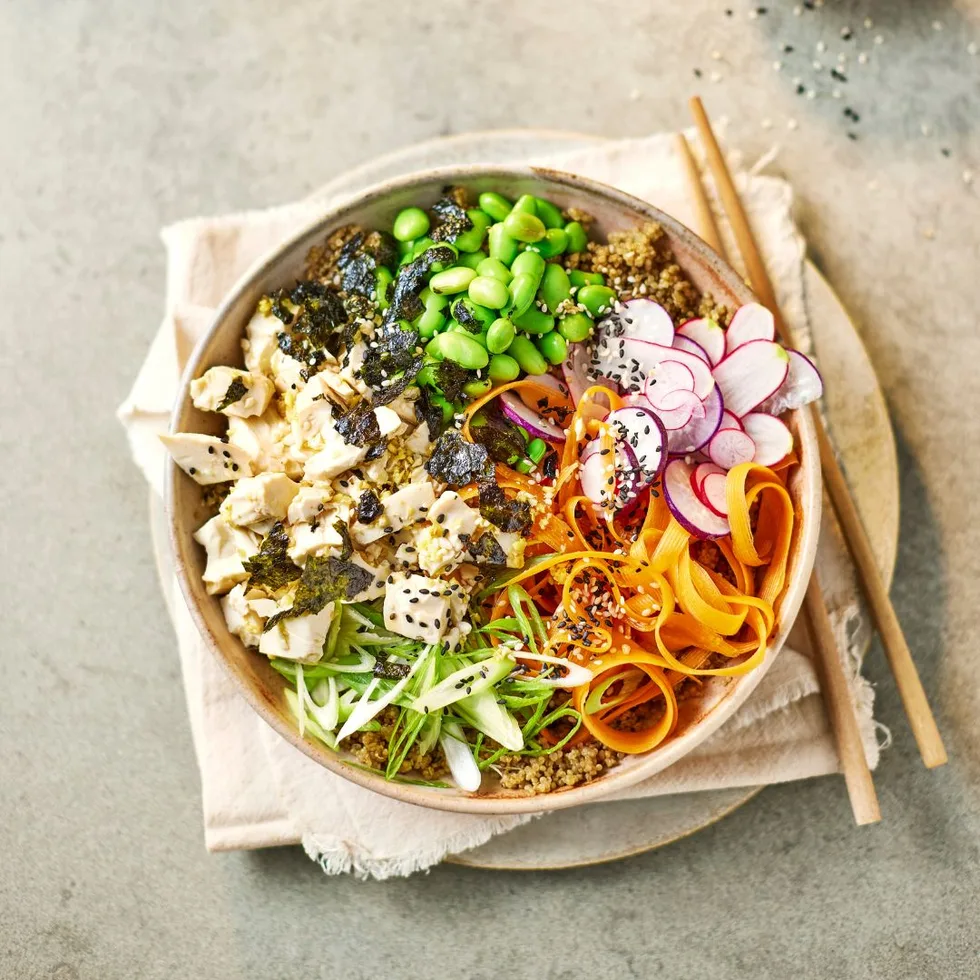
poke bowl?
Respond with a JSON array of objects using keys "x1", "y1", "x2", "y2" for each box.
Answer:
[{"x1": 166, "y1": 166, "x2": 822, "y2": 814}]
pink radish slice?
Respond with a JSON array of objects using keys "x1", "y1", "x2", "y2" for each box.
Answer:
[
  {"x1": 741, "y1": 412, "x2": 794, "y2": 466},
  {"x1": 644, "y1": 359, "x2": 695, "y2": 407},
  {"x1": 720, "y1": 410, "x2": 744, "y2": 432},
  {"x1": 692, "y1": 461, "x2": 726, "y2": 496},
  {"x1": 712, "y1": 340, "x2": 789, "y2": 418},
  {"x1": 593, "y1": 336, "x2": 715, "y2": 400},
  {"x1": 500, "y1": 392, "x2": 565, "y2": 442},
  {"x1": 708, "y1": 427, "x2": 756, "y2": 469},
  {"x1": 672, "y1": 335, "x2": 711, "y2": 364},
  {"x1": 759, "y1": 349, "x2": 823, "y2": 415},
  {"x1": 678, "y1": 318, "x2": 726, "y2": 365},
  {"x1": 580, "y1": 438, "x2": 641, "y2": 510},
  {"x1": 725, "y1": 303, "x2": 776, "y2": 354},
  {"x1": 599, "y1": 299, "x2": 675, "y2": 346},
  {"x1": 701, "y1": 472, "x2": 730, "y2": 516},
  {"x1": 650, "y1": 388, "x2": 704, "y2": 430},
  {"x1": 663, "y1": 459, "x2": 730, "y2": 538},
  {"x1": 517, "y1": 372, "x2": 569, "y2": 411},
  {"x1": 606, "y1": 406, "x2": 667, "y2": 484},
  {"x1": 613, "y1": 441, "x2": 644, "y2": 508},
  {"x1": 666, "y1": 385, "x2": 724, "y2": 455}
]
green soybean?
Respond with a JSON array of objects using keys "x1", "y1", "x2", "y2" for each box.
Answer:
[
  {"x1": 526, "y1": 438, "x2": 548, "y2": 463},
  {"x1": 569, "y1": 269, "x2": 605, "y2": 287},
  {"x1": 438, "y1": 331, "x2": 490, "y2": 370},
  {"x1": 527, "y1": 227, "x2": 568, "y2": 259},
  {"x1": 515, "y1": 458, "x2": 536, "y2": 474},
  {"x1": 451, "y1": 297, "x2": 496, "y2": 329},
  {"x1": 503, "y1": 210, "x2": 546, "y2": 243},
  {"x1": 454, "y1": 209, "x2": 493, "y2": 252},
  {"x1": 536, "y1": 330, "x2": 568, "y2": 365},
  {"x1": 577, "y1": 284, "x2": 618, "y2": 318},
  {"x1": 429, "y1": 390, "x2": 455, "y2": 425},
  {"x1": 511, "y1": 249, "x2": 546, "y2": 283},
  {"x1": 534, "y1": 197, "x2": 565, "y2": 229},
  {"x1": 463, "y1": 378, "x2": 493, "y2": 398},
  {"x1": 511, "y1": 194, "x2": 538, "y2": 216},
  {"x1": 430, "y1": 267, "x2": 477, "y2": 294},
  {"x1": 478, "y1": 192, "x2": 512, "y2": 222},
  {"x1": 488, "y1": 223, "x2": 520, "y2": 265},
  {"x1": 420, "y1": 287, "x2": 449, "y2": 311},
  {"x1": 509, "y1": 336, "x2": 549, "y2": 375},
  {"x1": 488, "y1": 353, "x2": 521, "y2": 382},
  {"x1": 512, "y1": 308, "x2": 556, "y2": 335},
  {"x1": 411, "y1": 235, "x2": 436, "y2": 259},
  {"x1": 564, "y1": 221, "x2": 588, "y2": 254},
  {"x1": 476, "y1": 256, "x2": 513, "y2": 284},
  {"x1": 415, "y1": 306, "x2": 446, "y2": 339},
  {"x1": 375, "y1": 267, "x2": 393, "y2": 310},
  {"x1": 449, "y1": 322, "x2": 489, "y2": 347},
  {"x1": 486, "y1": 317, "x2": 517, "y2": 354},
  {"x1": 468, "y1": 275, "x2": 510, "y2": 310},
  {"x1": 393, "y1": 207, "x2": 430, "y2": 242},
  {"x1": 457, "y1": 249, "x2": 488, "y2": 270},
  {"x1": 416, "y1": 363, "x2": 438, "y2": 387},
  {"x1": 558, "y1": 312, "x2": 594, "y2": 343},
  {"x1": 539, "y1": 263, "x2": 572, "y2": 313},
  {"x1": 508, "y1": 273, "x2": 538, "y2": 318}
]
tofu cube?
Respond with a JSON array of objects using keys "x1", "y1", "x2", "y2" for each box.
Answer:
[
  {"x1": 160, "y1": 432, "x2": 252, "y2": 485},
  {"x1": 220, "y1": 473, "x2": 299, "y2": 527},
  {"x1": 193, "y1": 515, "x2": 260, "y2": 595},
  {"x1": 258, "y1": 602, "x2": 335, "y2": 663},
  {"x1": 383, "y1": 573, "x2": 453, "y2": 646},
  {"x1": 190, "y1": 366, "x2": 274, "y2": 418}
]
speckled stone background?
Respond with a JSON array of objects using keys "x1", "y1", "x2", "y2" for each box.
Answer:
[{"x1": 2, "y1": 1, "x2": 978, "y2": 978}]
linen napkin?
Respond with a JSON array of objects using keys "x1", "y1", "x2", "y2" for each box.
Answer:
[{"x1": 119, "y1": 132, "x2": 883, "y2": 878}]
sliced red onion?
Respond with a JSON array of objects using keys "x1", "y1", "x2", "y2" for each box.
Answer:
[
  {"x1": 606, "y1": 406, "x2": 667, "y2": 485},
  {"x1": 663, "y1": 459, "x2": 730, "y2": 539},
  {"x1": 500, "y1": 391, "x2": 565, "y2": 442},
  {"x1": 708, "y1": 427, "x2": 756, "y2": 469},
  {"x1": 678, "y1": 317, "x2": 726, "y2": 365},
  {"x1": 759, "y1": 349, "x2": 824, "y2": 415},
  {"x1": 712, "y1": 340, "x2": 789, "y2": 418},
  {"x1": 741, "y1": 412, "x2": 794, "y2": 466},
  {"x1": 666, "y1": 385, "x2": 724, "y2": 455},
  {"x1": 725, "y1": 303, "x2": 776, "y2": 354},
  {"x1": 598, "y1": 298, "x2": 675, "y2": 346}
]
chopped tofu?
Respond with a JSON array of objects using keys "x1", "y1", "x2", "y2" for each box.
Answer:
[
  {"x1": 404, "y1": 421, "x2": 432, "y2": 455},
  {"x1": 374, "y1": 406, "x2": 404, "y2": 438},
  {"x1": 412, "y1": 492, "x2": 480, "y2": 576},
  {"x1": 190, "y1": 366, "x2": 274, "y2": 418},
  {"x1": 349, "y1": 554, "x2": 389, "y2": 601},
  {"x1": 290, "y1": 375, "x2": 340, "y2": 452},
  {"x1": 352, "y1": 482, "x2": 436, "y2": 545},
  {"x1": 220, "y1": 473, "x2": 299, "y2": 527},
  {"x1": 287, "y1": 485, "x2": 334, "y2": 525},
  {"x1": 193, "y1": 515, "x2": 260, "y2": 595},
  {"x1": 258, "y1": 602, "x2": 335, "y2": 663},
  {"x1": 493, "y1": 531, "x2": 527, "y2": 569},
  {"x1": 225, "y1": 410, "x2": 292, "y2": 475},
  {"x1": 221, "y1": 583, "x2": 264, "y2": 648},
  {"x1": 242, "y1": 311, "x2": 282, "y2": 375},
  {"x1": 429, "y1": 491, "x2": 480, "y2": 537},
  {"x1": 304, "y1": 433, "x2": 369, "y2": 482},
  {"x1": 269, "y1": 348, "x2": 307, "y2": 393},
  {"x1": 287, "y1": 511, "x2": 348, "y2": 564},
  {"x1": 383, "y1": 573, "x2": 453, "y2": 645},
  {"x1": 160, "y1": 432, "x2": 252, "y2": 485}
]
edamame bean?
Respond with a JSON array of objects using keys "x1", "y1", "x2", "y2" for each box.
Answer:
[
  {"x1": 526, "y1": 227, "x2": 568, "y2": 259},
  {"x1": 526, "y1": 438, "x2": 548, "y2": 463},
  {"x1": 558, "y1": 312, "x2": 594, "y2": 343},
  {"x1": 438, "y1": 331, "x2": 490, "y2": 370},
  {"x1": 569, "y1": 269, "x2": 604, "y2": 287},
  {"x1": 478, "y1": 192, "x2": 513, "y2": 222},
  {"x1": 393, "y1": 207, "x2": 430, "y2": 242},
  {"x1": 503, "y1": 210, "x2": 546, "y2": 243},
  {"x1": 411, "y1": 236, "x2": 436, "y2": 259},
  {"x1": 454, "y1": 209, "x2": 493, "y2": 252},
  {"x1": 508, "y1": 273, "x2": 538, "y2": 318},
  {"x1": 463, "y1": 378, "x2": 493, "y2": 398},
  {"x1": 515, "y1": 458, "x2": 536, "y2": 474},
  {"x1": 486, "y1": 317, "x2": 517, "y2": 354},
  {"x1": 564, "y1": 221, "x2": 588, "y2": 254},
  {"x1": 511, "y1": 194, "x2": 538, "y2": 216},
  {"x1": 416, "y1": 363, "x2": 438, "y2": 387},
  {"x1": 488, "y1": 223, "x2": 520, "y2": 265},
  {"x1": 415, "y1": 306, "x2": 446, "y2": 338},
  {"x1": 539, "y1": 263, "x2": 572, "y2": 313},
  {"x1": 420, "y1": 287, "x2": 449, "y2": 311},
  {"x1": 533, "y1": 197, "x2": 564, "y2": 229},
  {"x1": 457, "y1": 250, "x2": 488, "y2": 270},
  {"x1": 375, "y1": 267, "x2": 393, "y2": 310},
  {"x1": 488, "y1": 353, "x2": 521, "y2": 382},
  {"x1": 429, "y1": 390, "x2": 455, "y2": 425},
  {"x1": 449, "y1": 322, "x2": 489, "y2": 347},
  {"x1": 577, "y1": 284, "x2": 618, "y2": 318},
  {"x1": 430, "y1": 267, "x2": 477, "y2": 294},
  {"x1": 468, "y1": 275, "x2": 510, "y2": 310},
  {"x1": 536, "y1": 330, "x2": 568, "y2": 365},
  {"x1": 508, "y1": 336, "x2": 548, "y2": 376},
  {"x1": 512, "y1": 308, "x2": 556, "y2": 334},
  {"x1": 511, "y1": 250, "x2": 546, "y2": 282},
  {"x1": 451, "y1": 297, "x2": 496, "y2": 329},
  {"x1": 476, "y1": 256, "x2": 513, "y2": 284}
]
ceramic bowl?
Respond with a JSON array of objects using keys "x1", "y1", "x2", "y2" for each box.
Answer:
[{"x1": 166, "y1": 165, "x2": 821, "y2": 814}]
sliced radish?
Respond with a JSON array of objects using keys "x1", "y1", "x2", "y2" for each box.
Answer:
[
  {"x1": 663, "y1": 459, "x2": 730, "y2": 538},
  {"x1": 579, "y1": 439, "x2": 614, "y2": 509},
  {"x1": 692, "y1": 461, "x2": 725, "y2": 496},
  {"x1": 741, "y1": 412, "x2": 794, "y2": 466},
  {"x1": 517, "y1": 372, "x2": 569, "y2": 410},
  {"x1": 500, "y1": 392, "x2": 565, "y2": 443},
  {"x1": 708, "y1": 427, "x2": 756, "y2": 469},
  {"x1": 760, "y1": 349, "x2": 823, "y2": 415},
  {"x1": 701, "y1": 472, "x2": 729, "y2": 516},
  {"x1": 725, "y1": 303, "x2": 776, "y2": 354},
  {"x1": 672, "y1": 335, "x2": 710, "y2": 364},
  {"x1": 599, "y1": 299, "x2": 675, "y2": 346},
  {"x1": 607, "y1": 406, "x2": 667, "y2": 484},
  {"x1": 649, "y1": 388, "x2": 704, "y2": 430},
  {"x1": 614, "y1": 441, "x2": 644, "y2": 508},
  {"x1": 644, "y1": 359, "x2": 695, "y2": 407},
  {"x1": 678, "y1": 318, "x2": 726, "y2": 365},
  {"x1": 593, "y1": 337, "x2": 714, "y2": 400},
  {"x1": 720, "y1": 410, "x2": 744, "y2": 432},
  {"x1": 666, "y1": 385, "x2": 724, "y2": 455},
  {"x1": 712, "y1": 340, "x2": 789, "y2": 418}
]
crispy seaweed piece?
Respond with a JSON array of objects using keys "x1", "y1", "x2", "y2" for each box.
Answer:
[
  {"x1": 333, "y1": 401, "x2": 382, "y2": 448},
  {"x1": 469, "y1": 408, "x2": 527, "y2": 465},
  {"x1": 259, "y1": 289, "x2": 294, "y2": 325},
  {"x1": 414, "y1": 386, "x2": 447, "y2": 440},
  {"x1": 449, "y1": 297, "x2": 484, "y2": 333},
  {"x1": 216, "y1": 376, "x2": 249, "y2": 412},
  {"x1": 477, "y1": 481, "x2": 532, "y2": 534},
  {"x1": 358, "y1": 323, "x2": 424, "y2": 406},
  {"x1": 425, "y1": 429, "x2": 492, "y2": 488},
  {"x1": 429, "y1": 190, "x2": 473, "y2": 243},
  {"x1": 356, "y1": 490, "x2": 382, "y2": 524},
  {"x1": 336, "y1": 231, "x2": 398, "y2": 298},
  {"x1": 467, "y1": 532, "x2": 508, "y2": 566},
  {"x1": 244, "y1": 522, "x2": 302, "y2": 592},
  {"x1": 541, "y1": 449, "x2": 560, "y2": 481},
  {"x1": 386, "y1": 245, "x2": 455, "y2": 324},
  {"x1": 272, "y1": 279, "x2": 349, "y2": 379},
  {"x1": 435, "y1": 359, "x2": 471, "y2": 403},
  {"x1": 265, "y1": 554, "x2": 373, "y2": 631},
  {"x1": 334, "y1": 520, "x2": 354, "y2": 560},
  {"x1": 373, "y1": 655, "x2": 411, "y2": 680}
]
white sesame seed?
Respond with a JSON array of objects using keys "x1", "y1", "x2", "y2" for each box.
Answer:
[
  {"x1": 813, "y1": 60, "x2": 823, "y2": 70},
  {"x1": 761, "y1": 118, "x2": 773, "y2": 129},
  {"x1": 816, "y1": 41, "x2": 826, "y2": 53},
  {"x1": 628, "y1": 88, "x2": 641, "y2": 100},
  {"x1": 832, "y1": 88, "x2": 842, "y2": 99},
  {"x1": 964, "y1": 170, "x2": 975, "y2": 186},
  {"x1": 711, "y1": 50, "x2": 722, "y2": 60},
  {"x1": 858, "y1": 51, "x2": 869, "y2": 64},
  {"x1": 874, "y1": 34, "x2": 884, "y2": 45},
  {"x1": 921, "y1": 123, "x2": 931, "y2": 136},
  {"x1": 793, "y1": 4, "x2": 802, "y2": 14},
  {"x1": 709, "y1": 71, "x2": 722, "y2": 83},
  {"x1": 773, "y1": 60, "x2": 783, "y2": 71}
]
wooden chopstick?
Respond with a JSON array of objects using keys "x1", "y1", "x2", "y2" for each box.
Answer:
[
  {"x1": 680, "y1": 101, "x2": 880, "y2": 824},
  {"x1": 689, "y1": 95, "x2": 947, "y2": 772},
  {"x1": 675, "y1": 133, "x2": 725, "y2": 255}
]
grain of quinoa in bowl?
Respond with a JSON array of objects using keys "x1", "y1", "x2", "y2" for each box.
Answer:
[{"x1": 164, "y1": 179, "x2": 823, "y2": 797}]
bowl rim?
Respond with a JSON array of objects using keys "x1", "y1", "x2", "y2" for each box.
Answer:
[{"x1": 166, "y1": 163, "x2": 821, "y2": 814}]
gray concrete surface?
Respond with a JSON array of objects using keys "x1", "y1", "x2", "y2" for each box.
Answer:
[{"x1": 2, "y1": 1, "x2": 979, "y2": 977}]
